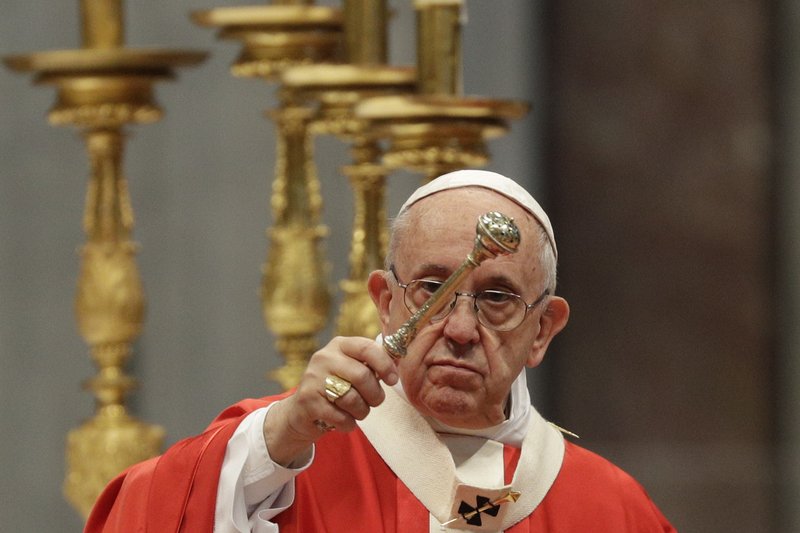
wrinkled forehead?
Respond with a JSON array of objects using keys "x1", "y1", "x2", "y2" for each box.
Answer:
[{"x1": 397, "y1": 188, "x2": 540, "y2": 258}]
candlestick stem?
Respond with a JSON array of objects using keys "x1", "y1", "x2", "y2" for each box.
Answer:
[{"x1": 80, "y1": 0, "x2": 124, "y2": 49}]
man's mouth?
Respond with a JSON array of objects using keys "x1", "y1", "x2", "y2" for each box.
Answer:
[
  {"x1": 430, "y1": 360, "x2": 477, "y2": 371},
  {"x1": 427, "y1": 361, "x2": 482, "y2": 383}
]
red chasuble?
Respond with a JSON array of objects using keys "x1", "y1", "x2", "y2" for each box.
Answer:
[{"x1": 86, "y1": 395, "x2": 675, "y2": 533}]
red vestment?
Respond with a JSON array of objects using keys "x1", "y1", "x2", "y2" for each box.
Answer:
[{"x1": 86, "y1": 395, "x2": 675, "y2": 532}]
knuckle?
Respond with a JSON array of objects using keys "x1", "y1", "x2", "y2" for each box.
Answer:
[
  {"x1": 351, "y1": 364, "x2": 373, "y2": 384},
  {"x1": 330, "y1": 335, "x2": 346, "y2": 346},
  {"x1": 365, "y1": 388, "x2": 385, "y2": 407}
]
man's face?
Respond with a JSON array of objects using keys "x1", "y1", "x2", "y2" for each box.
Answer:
[{"x1": 370, "y1": 187, "x2": 568, "y2": 429}]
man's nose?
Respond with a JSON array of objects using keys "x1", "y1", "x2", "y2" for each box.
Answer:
[{"x1": 442, "y1": 294, "x2": 480, "y2": 344}]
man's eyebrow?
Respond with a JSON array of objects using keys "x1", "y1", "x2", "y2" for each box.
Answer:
[
  {"x1": 413, "y1": 263, "x2": 450, "y2": 277},
  {"x1": 481, "y1": 273, "x2": 519, "y2": 289},
  {"x1": 481, "y1": 269, "x2": 543, "y2": 295},
  {"x1": 414, "y1": 265, "x2": 525, "y2": 291}
]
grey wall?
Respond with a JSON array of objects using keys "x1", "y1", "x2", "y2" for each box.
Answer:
[
  {"x1": 0, "y1": 2, "x2": 539, "y2": 531},
  {"x1": 545, "y1": 2, "x2": 779, "y2": 531}
]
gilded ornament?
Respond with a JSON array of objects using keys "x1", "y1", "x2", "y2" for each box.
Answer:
[{"x1": 4, "y1": 0, "x2": 205, "y2": 517}]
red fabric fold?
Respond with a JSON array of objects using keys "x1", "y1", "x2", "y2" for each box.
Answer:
[{"x1": 86, "y1": 393, "x2": 675, "y2": 533}]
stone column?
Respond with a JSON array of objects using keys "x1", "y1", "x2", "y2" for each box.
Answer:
[
  {"x1": 546, "y1": 2, "x2": 775, "y2": 531},
  {"x1": 774, "y1": 2, "x2": 800, "y2": 531}
]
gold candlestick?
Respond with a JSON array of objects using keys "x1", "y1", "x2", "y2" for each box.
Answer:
[
  {"x1": 281, "y1": 0, "x2": 415, "y2": 337},
  {"x1": 193, "y1": 2, "x2": 342, "y2": 389},
  {"x1": 4, "y1": 1, "x2": 206, "y2": 517},
  {"x1": 261, "y1": 91, "x2": 332, "y2": 389},
  {"x1": 356, "y1": 0, "x2": 529, "y2": 182}
]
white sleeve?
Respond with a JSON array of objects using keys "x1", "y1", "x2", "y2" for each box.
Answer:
[{"x1": 214, "y1": 403, "x2": 314, "y2": 533}]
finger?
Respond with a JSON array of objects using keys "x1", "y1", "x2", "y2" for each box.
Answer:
[
  {"x1": 316, "y1": 370, "x2": 373, "y2": 425},
  {"x1": 336, "y1": 336, "x2": 399, "y2": 386},
  {"x1": 326, "y1": 359, "x2": 386, "y2": 408},
  {"x1": 328, "y1": 386, "x2": 371, "y2": 420},
  {"x1": 312, "y1": 337, "x2": 395, "y2": 408},
  {"x1": 316, "y1": 402, "x2": 359, "y2": 433},
  {"x1": 290, "y1": 385, "x2": 358, "y2": 435}
]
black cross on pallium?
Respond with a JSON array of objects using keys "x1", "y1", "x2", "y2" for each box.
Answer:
[{"x1": 458, "y1": 495, "x2": 501, "y2": 526}]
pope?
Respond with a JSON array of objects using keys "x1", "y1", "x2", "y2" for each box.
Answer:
[{"x1": 86, "y1": 169, "x2": 676, "y2": 533}]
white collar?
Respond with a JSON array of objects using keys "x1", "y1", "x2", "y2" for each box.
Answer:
[{"x1": 357, "y1": 382, "x2": 564, "y2": 530}]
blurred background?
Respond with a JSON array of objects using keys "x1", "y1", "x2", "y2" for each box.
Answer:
[{"x1": 1, "y1": 1, "x2": 797, "y2": 531}]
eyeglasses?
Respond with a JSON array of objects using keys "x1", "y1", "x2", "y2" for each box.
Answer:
[{"x1": 389, "y1": 265, "x2": 550, "y2": 332}]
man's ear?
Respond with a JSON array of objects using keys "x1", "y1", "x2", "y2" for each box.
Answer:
[
  {"x1": 526, "y1": 296, "x2": 570, "y2": 368},
  {"x1": 367, "y1": 270, "x2": 392, "y2": 330}
]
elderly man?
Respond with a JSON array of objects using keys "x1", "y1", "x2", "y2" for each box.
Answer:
[{"x1": 86, "y1": 170, "x2": 675, "y2": 532}]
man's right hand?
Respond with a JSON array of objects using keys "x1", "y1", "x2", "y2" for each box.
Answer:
[{"x1": 263, "y1": 336, "x2": 398, "y2": 467}]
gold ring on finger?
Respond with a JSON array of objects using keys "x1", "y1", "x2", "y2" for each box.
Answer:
[{"x1": 324, "y1": 374, "x2": 352, "y2": 403}]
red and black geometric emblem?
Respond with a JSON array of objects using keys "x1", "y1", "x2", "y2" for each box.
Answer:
[{"x1": 457, "y1": 495, "x2": 502, "y2": 526}]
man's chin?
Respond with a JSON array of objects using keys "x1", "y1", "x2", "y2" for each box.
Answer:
[{"x1": 419, "y1": 387, "x2": 479, "y2": 424}]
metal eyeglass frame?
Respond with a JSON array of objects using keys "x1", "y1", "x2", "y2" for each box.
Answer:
[{"x1": 389, "y1": 265, "x2": 550, "y2": 332}]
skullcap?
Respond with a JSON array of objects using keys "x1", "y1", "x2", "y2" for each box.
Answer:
[{"x1": 398, "y1": 169, "x2": 557, "y2": 257}]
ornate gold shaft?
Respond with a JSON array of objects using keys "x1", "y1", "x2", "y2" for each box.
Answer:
[
  {"x1": 66, "y1": 126, "x2": 164, "y2": 517},
  {"x1": 262, "y1": 93, "x2": 332, "y2": 389},
  {"x1": 335, "y1": 137, "x2": 388, "y2": 338},
  {"x1": 383, "y1": 211, "x2": 520, "y2": 358}
]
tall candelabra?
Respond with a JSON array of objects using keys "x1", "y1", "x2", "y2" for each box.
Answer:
[
  {"x1": 192, "y1": 1, "x2": 342, "y2": 389},
  {"x1": 4, "y1": 0, "x2": 206, "y2": 518}
]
